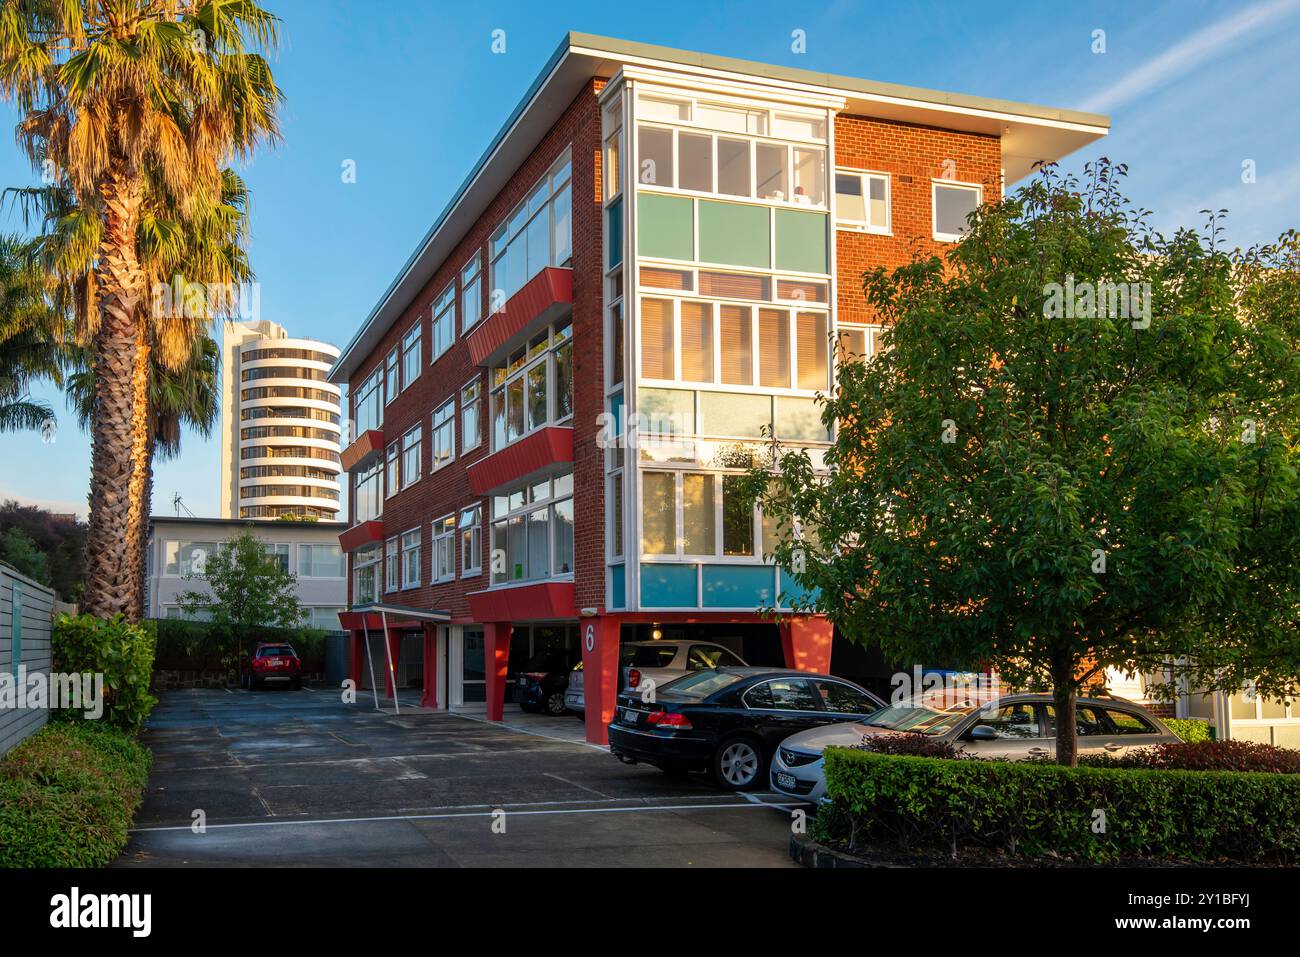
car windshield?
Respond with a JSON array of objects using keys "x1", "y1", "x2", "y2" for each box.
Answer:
[
  {"x1": 622, "y1": 645, "x2": 677, "y2": 667},
  {"x1": 258, "y1": 646, "x2": 294, "y2": 657},
  {"x1": 658, "y1": 671, "x2": 743, "y2": 700},
  {"x1": 861, "y1": 698, "x2": 993, "y2": 735}
]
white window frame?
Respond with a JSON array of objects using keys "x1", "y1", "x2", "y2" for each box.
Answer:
[
  {"x1": 354, "y1": 460, "x2": 383, "y2": 523},
  {"x1": 459, "y1": 505, "x2": 482, "y2": 578},
  {"x1": 401, "y1": 424, "x2": 422, "y2": 489},
  {"x1": 384, "y1": 536, "x2": 399, "y2": 594},
  {"x1": 401, "y1": 321, "x2": 422, "y2": 389},
  {"x1": 488, "y1": 472, "x2": 575, "y2": 586},
  {"x1": 433, "y1": 514, "x2": 456, "y2": 583},
  {"x1": 353, "y1": 366, "x2": 383, "y2": 435},
  {"x1": 932, "y1": 180, "x2": 983, "y2": 243},
  {"x1": 834, "y1": 168, "x2": 891, "y2": 234},
  {"x1": 639, "y1": 469, "x2": 767, "y2": 563},
  {"x1": 385, "y1": 441, "x2": 399, "y2": 498},
  {"x1": 384, "y1": 347, "x2": 399, "y2": 404},
  {"x1": 460, "y1": 377, "x2": 482, "y2": 453},
  {"x1": 489, "y1": 150, "x2": 573, "y2": 312},
  {"x1": 400, "y1": 528, "x2": 421, "y2": 589},
  {"x1": 431, "y1": 283, "x2": 455, "y2": 362},
  {"x1": 352, "y1": 545, "x2": 381, "y2": 605},
  {"x1": 298, "y1": 543, "x2": 345, "y2": 578},
  {"x1": 461, "y1": 254, "x2": 483, "y2": 331},
  {"x1": 431, "y1": 397, "x2": 456, "y2": 471},
  {"x1": 487, "y1": 320, "x2": 574, "y2": 451}
]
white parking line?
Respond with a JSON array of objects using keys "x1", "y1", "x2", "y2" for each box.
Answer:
[{"x1": 131, "y1": 799, "x2": 782, "y2": 833}]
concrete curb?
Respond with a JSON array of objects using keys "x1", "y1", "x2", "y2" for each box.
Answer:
[{"x1": 789, "y1": 832, "x2": 904, "y2": 868}]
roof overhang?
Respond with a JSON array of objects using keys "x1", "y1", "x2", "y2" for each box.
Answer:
[{"x1": 330, "y1": 32, "x2": 1109, "y2": 385}]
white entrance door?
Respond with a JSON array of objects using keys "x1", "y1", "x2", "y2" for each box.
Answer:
[{"x1": 450, "y1": 625, "x2": 487, "y2": 712}]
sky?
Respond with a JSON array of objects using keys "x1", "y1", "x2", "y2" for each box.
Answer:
[{"x1": 1, "y1": 0, "x2": 1297, "y2": 519}]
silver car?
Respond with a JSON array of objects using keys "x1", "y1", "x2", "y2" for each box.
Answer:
[
  {"x1": 564, "y1": 640, "x2": 747, "y2": 717},
  {"x1": 770, "y1": 692, "x2": 1179, "y2": 802}
]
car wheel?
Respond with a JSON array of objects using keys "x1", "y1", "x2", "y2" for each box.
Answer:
[
  {"x1": 544, "y1": 691, "x2": 567, "y2": 716},
  {"x1": 712, "y1": 737, "x2": 765, "y2": 791}
]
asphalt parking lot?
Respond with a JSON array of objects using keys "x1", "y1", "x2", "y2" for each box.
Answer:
[{"x1": 117, "y1": 688, "x2": 800, "y2": 867}]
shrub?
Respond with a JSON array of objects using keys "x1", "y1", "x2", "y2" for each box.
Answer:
[
  {"x1": 153, "y1": 618, "x2": 326, "y2": 674},
  {"x1": 1164, "y1": 717, "x2": 1214, "y2": 743},
  {"x1": 856, "y1": 732, "x2": 968, "y2": 759},
  {"x1": 51, "y1": 614, "x2": 158, "y2": 731},
  {"x1": 1083, "y1": 739, "x2": 1300, "y2": 774},
  {"x1": 0, "y1": 722, "x2": 152, "y2": 867},
  {"x1": 819, "y1": 747, "x2": 1300, "y2": 863}
]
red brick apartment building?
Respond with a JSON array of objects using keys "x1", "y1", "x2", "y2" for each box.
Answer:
[{"x1": 329, "y1": 33, "x2": 1109, "y2": 744}]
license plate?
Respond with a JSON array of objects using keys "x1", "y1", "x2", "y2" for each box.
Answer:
[
  {"x1": 518, "y1": 676, "x2": 527, "y2": 686},
  {"x1": 268, "y1": 658, "x2": 281, "y2": 667},
  {"x1": 776, "y1": 772, "x2": 797, "y2": 790},
  {"x1": 622, "y1": 708, "x2": 639, "y2": 724}
]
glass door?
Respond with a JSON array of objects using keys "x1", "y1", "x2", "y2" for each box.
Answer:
[{"x1": 461, "y1": 626, "x2": 486, "y2": 704}]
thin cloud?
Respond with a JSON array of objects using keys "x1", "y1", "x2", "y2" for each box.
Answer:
[{"x1": 1080, "y1": 0, "x2": 1300, "y2": 113}]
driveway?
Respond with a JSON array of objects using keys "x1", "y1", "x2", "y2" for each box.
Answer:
[{"x1": 117, "y1": 689, "x2": 800, "y2": 867}]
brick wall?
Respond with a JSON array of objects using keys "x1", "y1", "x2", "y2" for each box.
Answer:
[
  {"x1": 345, "y1": 78, "x2": 607, "y2": 623},
  {"x1": 833, "y1": 115, "x2": 1002, "y2": 325}
]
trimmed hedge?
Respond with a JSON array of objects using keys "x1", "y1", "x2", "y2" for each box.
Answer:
[
  {"x1": 819, "y1": 747, "x2": 1300, "y2": 864},
  {"x1": 153, "y1": 618, "x2": 326, "y2": 674},
  {"x1": 52, "y1": 614, "x2": 158, "y2": 731},
  {"x1": 0, "y1": 722, "x2": 152, "y2": 867},
  {"x1": 1083, "y1": 739, "x2": 1300, "y2": 774},
  {"x1": 1164, "y1": 717, "x2": 1214, "y2": 743}
]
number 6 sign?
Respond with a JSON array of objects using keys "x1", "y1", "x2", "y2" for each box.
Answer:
[{"x1": 584, "y1": 623, "x2": 595, "y2": 652}]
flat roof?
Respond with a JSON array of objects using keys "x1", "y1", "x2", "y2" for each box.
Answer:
[
  {"x1": 149, "y1": 515, "x2": 347, "y2": 530},
  {"x1": 331, "y1": 31, "x2": 1109, "y2": 383}
]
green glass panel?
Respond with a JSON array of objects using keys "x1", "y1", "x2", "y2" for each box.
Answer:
[
  {"x1": 774, "y1": 208, "x2": 828, "y2": 274},
  {"x1": 698, "y1": 200, "x2": 770, "y2": 268},
  {"x1": 637, "y1": 192, "x2": 694, "y2": 261}
]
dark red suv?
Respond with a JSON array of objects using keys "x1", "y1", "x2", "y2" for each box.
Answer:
[{"x1": 241, "y1": 643, "x2": 303, "y2": 690}]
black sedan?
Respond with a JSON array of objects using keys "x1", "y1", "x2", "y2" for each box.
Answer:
[
  {"x1": 516, "y1": 651, "x2": 578, "y2": 716},
  {"x1": 607, "y1": 667, "x2": 886, "y2": 790}
]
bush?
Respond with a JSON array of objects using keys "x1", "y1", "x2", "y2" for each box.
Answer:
[
  {"x1": 51, "y1": 614, "x2": 158, "y2": 731},
  {"x1": 152, "y1": 618, "x2": 326, "y2": 674},
  {"x1": 1082, "y1": 739, "x2": 1300, "y2": 774},
  {"x1": 0, "y1": 722, "x2": 152, "y2": 867},
  {"x1": 1164, "y1": 717, "x2": 1214, "y2": 743},
  {"x1": 857, "y1": 732, "x2": 968, "y2": 759},
  {"x1": 819, "y1": 747, "x2": 1300, "y2": 863}
]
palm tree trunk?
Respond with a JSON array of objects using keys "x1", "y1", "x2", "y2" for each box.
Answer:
[
  {"x1": 125, "y1": 328, "x2": 152, "y2": 620},
  {"x1": 83, "y1": 163, "x2": 146, "y2": 621}
]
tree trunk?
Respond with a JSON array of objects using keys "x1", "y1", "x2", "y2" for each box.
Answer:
[
  {"x1": 124, "y1": 333, "x2": 153, "y2": 621},
  {"x1": 83, "y1": 164, "x2": 146, "y2": 621},
  {"x1": 1051, "y1": 662, "x2": 1079, "y2": 767}
]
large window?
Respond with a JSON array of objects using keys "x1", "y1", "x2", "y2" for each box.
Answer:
[
  {"x1": 431, "y1": 283, "x2": 455, "y2": 361},
  {"x1": 401, "y1": 529, "x2": 421, "y2": 589},
  {"x1": 489, "y1": 320, "x2": 573, "y2": 449},
  {"x1": 836, "y1": 324, "x2": 884, "y2": 366},
  {"x1": 353, "y1": 545, "x2": 380, "y2": 605},
  {"x1": 433, "y1": 514, "x2": 456, "y2": 582},
  {"x1": 299, "y1": 543, "x2": 344, "y2": 578},
  {"x1": 354, "y1": 460, "x2": 382, "y2": 523},
  {"x1": 401, "y1": 425, "x2": 422, "y2": 488},
  {"x1": 641, "y1": 470, "x2": 767, "y2": 559},
  {"x1": 460, "y1": 505, "x2": 482, "y2": 576},
  {"x1": 385, "y1": 441, "x2": 399, "y2": 498},
  {"x1": 490, "y1": 472, "x2": 574, "y2": 585},
  {"x1": 431, "y1": 398, "x2": 455, "y2": 470},
  {"x1": 489, "y1": 151, "x2": 572, "y2": 308},
  {"x1": 835, "y1": 170, "x2": 890, "y2": 233},
  {"x1": 634, "y1": 94, "x2": 827, "y2": 209},
  {"x1": 640, "y1": 296, "x2": 828, "y2": 392},
  {"x1": 164, "y1": 541, "x2": 219, "y2": 576},
  {"x1": 384, "y1": 536, "x2": 399, "y2": 593},
  {"x1": 264, "y1": 542, "x2": 290, "y2": 574},
  {"x1": 401, "y1": 322, "x2": 421, "y2": 388},
  {"x1": 933, "y1": 181, "x2": 982, "y2": 242},
  {"x1": 461, "y1": 378, "x2": 482, "y2": 452},
  {"x1": 461, "y1": 254, "x2": 483, "y2": 330}
]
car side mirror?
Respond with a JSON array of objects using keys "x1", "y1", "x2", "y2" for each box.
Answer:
[{"x1": 967, "y1": 725, "x2": 999, "y2": 741}]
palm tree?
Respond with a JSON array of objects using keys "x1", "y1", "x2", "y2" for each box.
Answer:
[
  {"x1": 0, "y1": 234, "x2": 63, "y2": 434},
  {"x1": 0, "y1": 0, "x2": 281, "y2": 619},
  {"x1": 18, "y1": 167, "x2": 254, "y2": 617}
]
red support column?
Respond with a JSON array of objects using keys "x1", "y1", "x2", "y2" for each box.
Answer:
[
  {"x1": 484, "y1": 622, "x2": 512, "y2": 721},
  {"x1": 348, "y1": 631, "x2": 364, "y2": 688},
  {"x1": 383, "y1": 628, "x2": 403, "y2": 699},
  {"x1": 779, "y1": 616, "x2": 834, "y2": 674},
  {"x1": 420, "y1": 624, "x2": 438, "y2": 710},
  {"x1": 580, "y1": 616, "x2": 622, "y2": 745}
]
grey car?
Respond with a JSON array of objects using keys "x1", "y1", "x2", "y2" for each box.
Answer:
[{"x1": 770, "y1": 692, "x2": 1180, "y2": 802}]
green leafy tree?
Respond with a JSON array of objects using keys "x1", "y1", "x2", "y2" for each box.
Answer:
[
  {"x1": 749, "y1": 161, "x2": 1300, "y2": 766},
  {"x1": 0, "y1": 526, "x2": 50, "y2": 584},
  {"x1": 178, "y1": 530, "x2": 302, "y2": 658}
]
